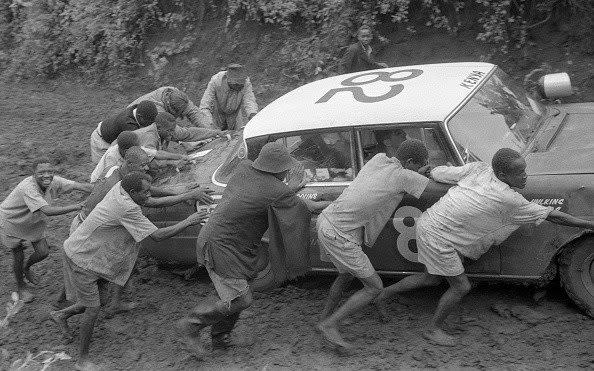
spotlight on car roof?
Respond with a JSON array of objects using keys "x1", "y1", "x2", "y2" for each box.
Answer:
[{"x1": 538, "y1": 72, "x2": 573, "y2": 99}]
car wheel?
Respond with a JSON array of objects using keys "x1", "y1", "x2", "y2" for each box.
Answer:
[{"x1": 558, "y1": 238, "x2": 594, "y2": 317}]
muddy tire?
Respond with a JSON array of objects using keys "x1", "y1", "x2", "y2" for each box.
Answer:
[{"x1": 558, "y1": 238, "x2": 594, "y2": 317}]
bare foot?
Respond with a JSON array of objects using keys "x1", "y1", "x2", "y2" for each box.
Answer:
[
  {"x1": 74, "y1": 359, "x2": 101, "y2": 371},
  {"x1": 315, "y1": 322, "x2": 353, "y2": 352},
  {"x1": 48, "y1": 311, "x2": 74, "y2": 342},
  {"x1": 423, "y1": 328, "x2": 456, "y2": 347},
  {"x1": 105, "y1": 301, "x2": 139, "y2": 318},
  {"x1": 175, "y1": 319, "x2": 205, "y2": 359},
  {"x1": 443, "y1": 320, "x2": 467, "y2": 334},
  {"x1": 23, "y1": 268, "x2": 40, "y2": 286}
]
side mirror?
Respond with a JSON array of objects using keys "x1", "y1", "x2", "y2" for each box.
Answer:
[{"x1": 537, "y1": 72, "x2": 572, "y2": 99}]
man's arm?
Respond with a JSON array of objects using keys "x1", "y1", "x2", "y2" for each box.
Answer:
[
  {"x1": 430, "y1": 162, "x2": 481, "y2": 184},
  {"x1": 241, "y1": 78, "x2": 258, "y2": 120},
  {"x1": 172, "y1": 125, "x2": 223, "y2": 143},
  {"x1": 71, "y1": 181, "x2": 93, "y2": 193},
  {"x1": 301, "y1": 199, "x2": 330, "y2": 213},
  {"x1": 152, "y1": 149, "x2": 186, "y2": 161},
  {"x1": 184, "y1": 99, "x2": 206, "y2": 128},
  {"x1": 341, "y1": 44, "x2": 357, "y2": 74},
  {"x1": 143, "y1": 188, "x2": 214, "y2": 208},
  {"x1": 546, "y1": 210, "x2": 594, "y2": 230},
  {"x1": 150, "y1": 182, "x2": 203, "y2": 197},
  {"x1": 198, "y1": 77, "x2": 218, "y2": 128},
  {"x1": 150, "y1": 211, "x2": 207, "y2": 241},
  {"x1": 40, "y1": 203, "x2": 82, "y2": 216},
  {"x1": 419, "y1": 180, "x2": 453, "y2": 198}
]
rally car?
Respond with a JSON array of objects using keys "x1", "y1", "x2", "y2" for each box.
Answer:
[{"x1": 142, "y1": 62, "x2": 594, "y2": 316}]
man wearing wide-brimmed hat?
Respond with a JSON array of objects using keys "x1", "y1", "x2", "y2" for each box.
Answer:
[
  {"x1": 198, "y1": 63, "x2": 259, "y2": 131},
  {"x1": 177, "y1": 142, "x2": 327, "y2": 357}
]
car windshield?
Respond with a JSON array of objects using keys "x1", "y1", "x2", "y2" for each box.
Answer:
[{"x1": 447, "y1": 68, "x2": 546, "y2": 162}]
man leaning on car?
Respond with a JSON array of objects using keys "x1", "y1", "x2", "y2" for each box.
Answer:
[{"x1": 377, "y1": 148, "x2": 594, "y2": 347}]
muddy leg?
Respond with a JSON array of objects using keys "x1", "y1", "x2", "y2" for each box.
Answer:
[
  {"x1": 424, "y1": 273, "x2": 471, "y2": 346},
  {"x1": 317, "y1": 272, "x2": 383, "y2": 351},
  {"x1": 320, "y1": 273, "x2": 353, "y2": 320},
  {"x1": 24, "y1": 239, "x2": 50, "y2": 285},
  {"x1": 376, "y1": 273, "x2": 442, "y2": 321}
]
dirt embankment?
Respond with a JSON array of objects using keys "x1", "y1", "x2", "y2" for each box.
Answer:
[{"x1": 0, "y1": 21, "x2": 593, "y2": 370}]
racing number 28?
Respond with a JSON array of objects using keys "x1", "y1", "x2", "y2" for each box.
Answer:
[{"x1": 316, "y1": 69, "x2": 423, "y2": 104}]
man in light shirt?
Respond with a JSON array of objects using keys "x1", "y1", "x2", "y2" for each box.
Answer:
[
  {"x1": 49, "y1": 172, "x2": 207, "y2": 370},
  {"x1": 316, "y1": 135, "x2": 450, "y2": 352},
  {"x1": 199, "y1": 64, "x2": 258, "y2": 130},
  {"x1": 90, "y1": 130, "x2": 187, "y2": 183},
  {"x1": 377, "y1": 148, "x2": 594, "y2": 346},
  {"x1": 0, "y1": 158, "x2": 92, "y2": 302}
]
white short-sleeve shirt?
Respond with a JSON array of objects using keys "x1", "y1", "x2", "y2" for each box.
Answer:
[
  {"x1": 421, "y1": 162, "x2": 553, "y2": 259},
  {"x1": 321, "y1": 153, "x2": 429, "y2": 246},
  {"x1": 0, "y1": 176, "x2": 77, "y2": 241},
  {"x1": 64, "y1": 181, "x2": 157, "y2": 285}
]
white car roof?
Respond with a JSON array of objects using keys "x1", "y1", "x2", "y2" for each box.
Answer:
[{"x1": 244, "y1": 62, "x2": 495, "y2": 139}]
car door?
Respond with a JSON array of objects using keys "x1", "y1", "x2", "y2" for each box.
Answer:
[{"x1": 355, "y1": 125, "x2": 502, "y2": 275}]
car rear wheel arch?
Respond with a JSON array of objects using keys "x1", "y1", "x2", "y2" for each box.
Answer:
[{"x1": 556, "y1": 234, "x2": 594, "y2": 318}]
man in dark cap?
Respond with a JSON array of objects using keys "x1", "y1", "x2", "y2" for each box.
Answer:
[
  {"x1": 90, "y1": 100, "x2": 158, "y2": 164},
  {"x1": 176, "y1": 142, "x2": 328, "y2": 356},
  {"x1": 199, "y1": 64, "x2": 259, "y2": 131},
  {"x1": 128, "y1": 87, "x2": 205, "y2": 128}
]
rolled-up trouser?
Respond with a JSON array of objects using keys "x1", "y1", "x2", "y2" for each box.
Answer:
[{"x1": 90, "y1": 122, "x2": 110, "y2": 165}]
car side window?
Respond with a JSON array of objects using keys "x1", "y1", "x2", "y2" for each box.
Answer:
[
  {"x1": 359, "y1": 127, "x2": 453, "y2": 166},
  {"x1": 282, "y1": 131, "x2": 355, "y2": 183}
]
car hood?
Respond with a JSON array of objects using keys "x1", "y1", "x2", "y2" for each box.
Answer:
[{"x1": 527, "y1": 103, "x2": 594, "y2": 175}]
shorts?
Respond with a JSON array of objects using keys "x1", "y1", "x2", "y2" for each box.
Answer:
[
  {"x1": 0, "y1": 234, "x2": 29, "y2": 251},
  {"x1": 1, "y1": 234, "x2": 47, "y2": 252},
  {"x1": 416, "y1": 216, "x2": 465, "y2": 277},
  {"x1": 316, "y1": 216, "x2": 375, "y2": 279},
  {"x1": 62, "y1": 254, "x2": 107, "y2": 307},
  {"x1": 205, "y1": 265, "x2": 250, "y2": 305}
]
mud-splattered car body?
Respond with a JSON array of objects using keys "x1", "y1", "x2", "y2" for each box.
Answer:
[{"x1": 142, "y1": 62, "x2": 594, "y2": 315}]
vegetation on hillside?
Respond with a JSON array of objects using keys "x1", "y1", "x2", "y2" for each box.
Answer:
[{"x1": 0, "y1": 0, "x2": 592, "y2": 80}]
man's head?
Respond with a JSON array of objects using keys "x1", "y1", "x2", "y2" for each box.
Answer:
[
  {"x1": 121, "y1": 171, "x2": 152, "y2": 205},
  {"x1": 154, "y1": 112, "x2": 177, "y2": 141},
  {"x1": 357, "y1": 25, "x2": 373, "y2": 46},
  {"x1": 122, "y1": 146, "x2": 150, "y2": 175},
  {"x1": 135, "y1": 100, "x2": 158, "y2": 127},
  {"x1": 163, "y1": 88, "x2": 189, "y2": 118},
  {"x1": 375, "y1": 129, "x2": 407, "y2": 157},
  {"x1": 395, "y1": 139, "x2": 429, "y2": 172},
  {"x1": 116, "y1": 131, "x2": 140, "y2": 158},
  {"x1": 32, "y1": 156, "x2": 55, "y2": 191},
  {"x1": 252, "y1": 142, "x2": 295, "y2": 179},
  {"x1": 226, "y1": 63, "x2": 247, "y2": 91},
  {"x1": 492, "y1": 148, "x2": 527, "y2": 189}
]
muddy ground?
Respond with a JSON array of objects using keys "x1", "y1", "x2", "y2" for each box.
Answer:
[{"x1": 0, "y1": 66, "x2": 593, "y2": 369}]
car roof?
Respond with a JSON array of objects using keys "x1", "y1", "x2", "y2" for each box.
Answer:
[{"x1": 244, "y1": 62, "x2": 496, "y2": 139}]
